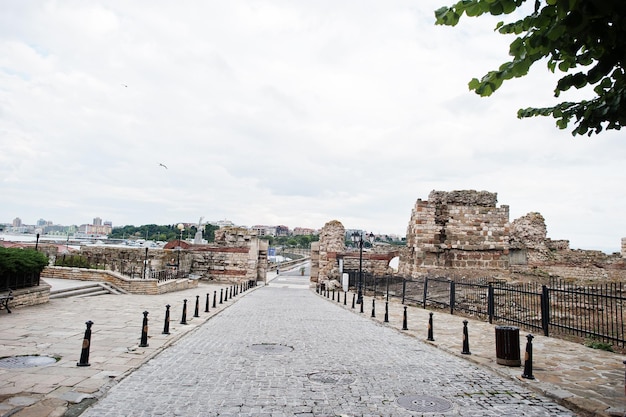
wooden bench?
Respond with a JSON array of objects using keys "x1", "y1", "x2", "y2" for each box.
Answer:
[{"x1": 0, "y1": 290, "x2": 13, "y2": 313}]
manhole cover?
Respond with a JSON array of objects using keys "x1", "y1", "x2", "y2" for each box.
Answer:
[
  {"x1": 0, "y1": 355, "x2": 57, "y2": 369},
  {"x1": 250, "y1": 344, "x2": 293, "y2": 354},
  {"x1": 308, "y1": 371, "x2": 355, "y2": 385},
  {"x1": 396, "y1": 395, "x2": 453, "y2": 413}
]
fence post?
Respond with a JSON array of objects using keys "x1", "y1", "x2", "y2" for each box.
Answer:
[
  {"x1": 488, "y1": 283, "x2": 494, "y2": 324},
  {"x1": 77, "y1": 320, "x2": 94, "y2": 367},
  {"x1": 402, "y1": 306, "x2": 408, "y2": 330},
  {"x1": 449, "y1": 280, "x2": 456, "y2": 315},
  {"x1": 461, "y1": 320, "x2": 471, "y2": 354},
  {"x1": 422, "y1": 277, "x2": 428, "y2": 309},
  {"x1": 427, "y1": 312, "x2": 434, "y2": 341},
  {"x1": 180, "y1": 299, "x2": 188, "y2": 325},
  {"x1": 521, "y1": 334, "x2": 535, "y2": 379},
  {"x1": 162, "y1": 305, "x2": 171, "y2": 335},
  {"x1": 541, "y1": 285, "x2": 550, "y2": 337},
  {"x1": 139, "y1": 311, "x2": 149, "y2": 347}
]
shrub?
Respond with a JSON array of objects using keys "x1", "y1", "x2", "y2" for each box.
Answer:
[
  {"x1": 54, "y1": 254, "x2": 91, "y2": 268},
  {"x1": 0, "y1": 247, "x2": 48, "y2": 276},
  {"x1": 585, "y1": 338, "x2": 614, "y2": 352}
]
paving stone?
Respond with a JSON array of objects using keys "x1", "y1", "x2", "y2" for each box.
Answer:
[{"x1": 81, "y1": 275, "x2": 575, "y2": 417}]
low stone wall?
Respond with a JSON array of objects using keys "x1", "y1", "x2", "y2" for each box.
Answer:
[
  {"x1": 42, "y1": 266, "x2": 198, "y2": 294},
  {"x1": 3, "y1": 284, "x2": 50, "y2": 310}
]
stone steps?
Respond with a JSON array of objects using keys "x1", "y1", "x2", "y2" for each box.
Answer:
[{"x1": 50, "y1": 282, "x2": 125, "y2": 299}]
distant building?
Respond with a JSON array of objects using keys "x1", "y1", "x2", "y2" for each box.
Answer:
[
  {"x1": 251, "y1": 225, "x2": 276, "y2": 237},
  {"x1": 93, "y1": 217, "x2": 103, "y2": 226},
  {"x1": 293, "y1": 227, "x2": 317, "y2": 236},
  {"x1": 12, "y1": 217, "x2": 22, "y2": 227}
]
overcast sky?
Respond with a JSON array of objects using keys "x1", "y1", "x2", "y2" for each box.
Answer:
[{"x1": 1, "y1": 1, "x2": 625, "y2": 252}]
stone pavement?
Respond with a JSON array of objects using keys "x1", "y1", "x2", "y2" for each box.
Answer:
[
  {"x1": 0, "y1": 277, "x2": 256, "y2": 417},
  {"x1": 326, "y1": 287, "x2": 626, "y2": 417},
  {"x1": 0, "y1": 266, "x2": 624, "y2": 417}
]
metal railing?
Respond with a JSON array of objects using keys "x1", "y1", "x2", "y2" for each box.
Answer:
[
  {"x1": 0, "y1": 272, "x2": 41, "y2": 292},
  {"x1": 344, "y1": 272, "x2": 626, "y2": 349}
]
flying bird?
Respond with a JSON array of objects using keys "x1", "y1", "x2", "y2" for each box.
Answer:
[{"x1": 159, "y1": 163, "x2": 168, "y2": 169}]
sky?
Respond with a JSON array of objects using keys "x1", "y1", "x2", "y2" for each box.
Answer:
[{"x1": 1, "y1": 1, "x2": 625, "y2": 253}]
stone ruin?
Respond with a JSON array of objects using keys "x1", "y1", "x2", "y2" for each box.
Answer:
[
  {"x1": 310, "y1": 220, "x2": 399, "y2": 287},
  {"x1": 68, "y1": 226, "x2": 268, "y2": 284},
  {"x1": 312, "y1": 190, "x2": 626, "y2": 284}
]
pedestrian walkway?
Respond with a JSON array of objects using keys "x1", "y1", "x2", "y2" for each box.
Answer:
[
  {"x1": 0, "y1": 268, "x2": 623, "y2": 416},
  {"x1": 81, "y1": 272, "x2": 574, "y2": 417},
  {"x1": 0, "y1": 278, "x2": 257, "y2": 417},
  {"x1": 328, "y1": 287, "x2": 626, "y2": 417}
]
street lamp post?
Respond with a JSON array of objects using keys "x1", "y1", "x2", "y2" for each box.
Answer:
[
  {"x1": 351, "y1": 231, "x2": 375, "y2": 305},
  {"x1": 176, "y1": 223, "x2": 184, "y2": 277}
]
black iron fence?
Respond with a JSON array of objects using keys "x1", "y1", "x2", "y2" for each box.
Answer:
[
  {"x1": 149, "y1": 269, "x2": 186, "y2": 282},
  {"x1": 0, "y1": 272, "x2": 41, "y2": 292},
  {"x1": 344, "y1": 272, "x2": 626, "y2": 349}
]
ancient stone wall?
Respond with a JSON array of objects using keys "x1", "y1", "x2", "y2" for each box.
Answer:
[
  {"x1": 190, "y1": 227, "x2": 266, "y2": 283},
  {"x1": 314, "y1": 220, "x2": 345, "y2": 282},
  {"x1": 400, "y1": 190, "x2": 626, "y2": 283},
  {"x1": 341, "y1": 251, "x2": 399, "y2": 276},
  {"x1": 310, "y1": 241, "x2": 320, "y2": 283},
  {"x1": 401, "y1": 190, "x2": 510, "y2": 275},
  {"x1": 41, "y1": 266, "x2": 198, "y2": 294}
]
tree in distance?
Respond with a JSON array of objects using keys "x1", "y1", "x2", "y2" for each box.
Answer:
[{"x1": 435, "y1": 0, "x2": 626, "y2": 136}]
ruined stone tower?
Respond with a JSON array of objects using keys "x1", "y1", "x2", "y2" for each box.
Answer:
[{"x1": 400, "y1": 190, "x2": 510, "y2": 276}]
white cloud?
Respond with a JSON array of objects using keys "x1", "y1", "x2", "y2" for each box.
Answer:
[{"x1": 1, "y1": 0, "x2": 625, "y2": 253}]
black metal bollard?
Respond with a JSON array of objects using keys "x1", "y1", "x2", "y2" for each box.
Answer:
[
  {"x1": 77, "y1": 320, "x2": 94, "y2": 367},
  {"x1": 384, "y1": 301, "x2": 389, "y2": 323},
  {"x1": 352, "y1": 293, "x2": 356, "y2": 309},
  {"x1": 461, "y1": 320, "x2": 471, "y2": 354},
  {"x1": 360, "y1": 297, "x2": 364, "y2": 313},
  {"x1": 427, "y1": 312, "x2": 435, "y2": 341},
  {"x1": 230, "y1": 286, "x2": 233, "y2": 299},
  {"x1": 402, "y1": 306, "x2": 408, "y2": 330},
  {"x1": 181, "y1": 299, "x2": 188, "y2": 325},
  {"x1": 521, "y1": 334, "x2": 535, "y2": 379},
  {"x1": 194, "y1": 295, "x2": 200, "y2": 318},
  {"x1": 332, "y1": 289, "x2": 335, "y2": 301},
  {"x1": 205, "y1": 293, "x2": 210, "y2": 313},
  {"x1": 139, "y1": 311, "x2": 149, "y2": 347},
  {"x1": 371, "y1": 299, "x2": 376, "y2": 318},
  {"x1": 344, "y1": 291, "x2": 347, "y2": 306},
  {"x1": 162, "y1": 304, "x2": 171, "y2": 335},
  {"x1": 316, "y1": 284, "x2": 320, "y2": 294},
  {"x1": 220, "y1": 288, "x2": 223, "y2": 304},
  {"x1": 224, "y1": 288, "x2": 228, "y2": 302},
  {"x1": 213, "y1": 291, "x2": 217, "y2": 308}
]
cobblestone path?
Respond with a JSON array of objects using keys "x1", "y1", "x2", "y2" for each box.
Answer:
[{"x1": 81, "y1": 272, "x2": 575, "y2": 416}]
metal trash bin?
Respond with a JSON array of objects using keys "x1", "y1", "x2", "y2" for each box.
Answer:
[{"x1": 495, "y1": 326, "x2": 521, "y2": 366}]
